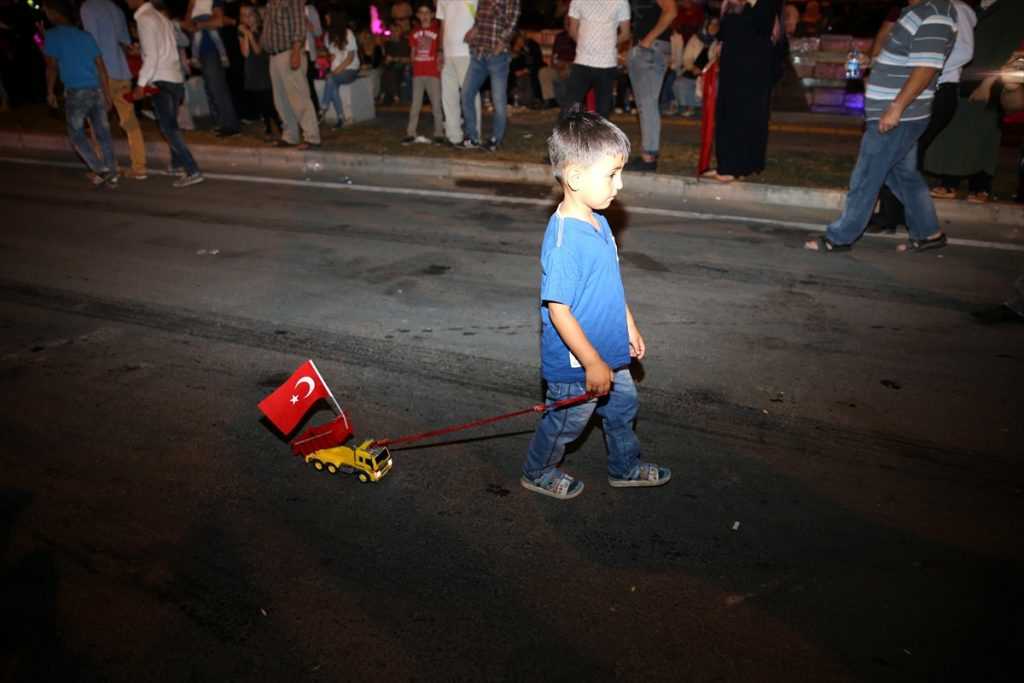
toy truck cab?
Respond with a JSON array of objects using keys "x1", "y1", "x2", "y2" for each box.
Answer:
[{"x1": 306, "y1": 439, "x2": 393, "y2": 483}]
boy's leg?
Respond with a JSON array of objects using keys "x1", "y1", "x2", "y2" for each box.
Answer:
[
  {"x1": 407, "y1": 76, "x2": 425, "y2": 137},
  {"x1": 594, "y1": 369, "x2": 642, "y2": 479},
  {"x1": 86, "y1": 91, "x2": 117, "y2": 175},
  {"x1": 523, "y1": 380, "x2": 595, "y2": 483},
  {"x1": 426, "y1": 76, "x2": 443, "y2": 138},
  {"x1": 64, "y1": 89, "x2": 105, "y2": 174}
]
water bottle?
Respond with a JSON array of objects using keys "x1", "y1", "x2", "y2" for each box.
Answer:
[{"x1": 846, "y1": 47, "x2": 862, "y2": 80}]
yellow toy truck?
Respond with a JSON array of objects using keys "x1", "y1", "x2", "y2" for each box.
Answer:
[{"x1": 305, "y1": 439, "x2": 393, "y2": 483}]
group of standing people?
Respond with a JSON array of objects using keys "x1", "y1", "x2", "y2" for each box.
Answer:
[{"x1": 807, "y1": 0, "x2": 1024, "y2": 254}]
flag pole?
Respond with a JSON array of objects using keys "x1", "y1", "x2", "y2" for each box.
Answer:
[{"x1": 308, "y1": 359, "x2": 343, "y2": 416}]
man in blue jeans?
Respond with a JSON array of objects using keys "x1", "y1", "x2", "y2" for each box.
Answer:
[
  {"x1": 805, "y1": 0, "x2": 958, "y2": 254},
  {"x1": 128, "y1": 0, "x2": 205, "y2": 187},
  {"x1": 626, "y1": 0, "x2": 676, "y2": 172},
  {"x1": 460, "y1": 0, "x2": 520, "y2": 152},
  {"x1": 42, "y1": 0, "x2": 118, "y2": 187},
  {"x1": 184, "y1": 0, "x2": 240, "y2": 137}
]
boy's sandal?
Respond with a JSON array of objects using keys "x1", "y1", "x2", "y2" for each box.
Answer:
[
  {"x1": 898, "y1": 232, "x2": 947, "y2": 253},
  {"x1": 520, "y1": 471, "x2": 584, "y2": 500},
  {"x1": 608, "y1": 462, "x2": 672, "y2": 488},
  {"x1": 929, "y1": 187, "x2": 957, "y2": 199},
  {"x1": 967, "y1": 191, "x2": 990, "y2": 204},
  {"x1": 804, "y1": 236, "x2": 851, "y2": 253}
]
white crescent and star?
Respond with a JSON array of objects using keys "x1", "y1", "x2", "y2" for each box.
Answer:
[{"x1": 289, "y1": 376, "x2": 316, "y2": 405}]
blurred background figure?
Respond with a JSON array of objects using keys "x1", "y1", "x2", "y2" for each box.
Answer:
[
  {"x1": 703, "y1": 0, "x2": 780, "y2": 183},
  {"x1": 924, "y1": 0, "x2": 1024, "y2": 204}
]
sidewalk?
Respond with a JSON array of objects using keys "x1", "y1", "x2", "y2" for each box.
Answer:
[{"x1": 1, "y1": 103, "x2": 1021, "y2": 231}]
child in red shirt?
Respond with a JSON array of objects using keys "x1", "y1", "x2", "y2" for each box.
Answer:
[{"x1": 402, "y1": 2, "x2": 444, "y2": 144}]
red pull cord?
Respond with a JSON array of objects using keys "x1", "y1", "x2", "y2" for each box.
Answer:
[{"x1": 372, "y1": 393, "x2": 596, "y2": 449}]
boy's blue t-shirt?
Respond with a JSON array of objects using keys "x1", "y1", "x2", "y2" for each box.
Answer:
[
  {"x1": 540, "y1": 211, "x2": 630, "y2": 384},
  {"x1": 44, "y1": 26, "x2": 102, "y2": 90}
]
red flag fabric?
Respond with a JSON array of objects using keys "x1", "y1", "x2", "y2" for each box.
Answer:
[
  {"x1": 697, "y1": 61, "x2": 719, "y2": 177},
  {"x1": 258, "y1": 360, "x2": 335, "y2": 436}
]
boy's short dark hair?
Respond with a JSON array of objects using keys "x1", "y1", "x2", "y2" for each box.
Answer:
[{"x1": 547, "y1": 112, "x2": 631, "y2": 181}]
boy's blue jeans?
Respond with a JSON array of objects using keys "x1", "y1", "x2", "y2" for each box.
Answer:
[
  {"x1": 462, "y1": 51, "x2": 510, "y2": 145},
  {"x1": 524, "y1": 368, "x2": 641, "y2": 482},
  {"x1": 826, "y1": 118, "x2": 938, "y2": 246},
  {"x1": 65, "y1": 87, "x2": 115, "y2": 175}
]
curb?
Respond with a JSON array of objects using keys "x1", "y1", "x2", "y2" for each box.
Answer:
[{"x1": 2, "y1": 130, "x2": 1021, "y2": 231}]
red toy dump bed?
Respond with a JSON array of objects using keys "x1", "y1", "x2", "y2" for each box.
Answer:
[{"x1": 289, "y1": 413, "x2": 353, "y2": 456}]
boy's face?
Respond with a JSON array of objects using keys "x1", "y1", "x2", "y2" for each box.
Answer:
[
  {"x1": 416, "y1": 7, "x2": 433, "y2": 26},
  {"x1": 566, "y1": 154, "x2": 625, "y2": 211}
]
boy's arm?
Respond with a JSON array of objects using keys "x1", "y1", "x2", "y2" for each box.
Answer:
[
  {"x1": 547, "y1": 302, "x2": 614, "y2": 395},
  {"x1": 45, "y1": 56, "x2": 59, "y2": 108},
  {"x1": 626, "y1": 305, "x2": 645, "y2": 360}
]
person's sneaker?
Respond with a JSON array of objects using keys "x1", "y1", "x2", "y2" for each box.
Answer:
[
  {"x1": 100, "y1": 171, "x2": 119, "y2": 188},
  {"x1": 432, "y1": 136, "x2": 447, "y2": 145},
  {"x1": 123, "y1": 169, "x2": 148, "y2": 180},
  {"x1": 86, "y1": 171, "x2": 105, "y2": 186},
  {"x1": 167, "y1": 165, "x2": 187, "y2": 177},
  {"x1": 413, "y1": 135, "x2": 431, "y2": 144},
  {"x1": 400, "y1": 136, "x2": 416, "y2": 145},
  {"x1": 173, "y1": 172, "x2": 205, "y2": 188},
  {"x1": 481, "y1": 138, "x2": 499, "y2": 152},
  {"x1": 460, "y1": 139, "x2": 480, "y2": 150}
]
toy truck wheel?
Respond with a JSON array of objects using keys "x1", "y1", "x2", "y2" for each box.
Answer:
[
  {"x1": 358, "y1": 472, "x2": 369, "y2": 483},
  {"x1": 311, "y1": 459, "x2": 324, "y2": 471},
  {"x1": 327, "y1": 463, "x2": 338, "y2": 474}
]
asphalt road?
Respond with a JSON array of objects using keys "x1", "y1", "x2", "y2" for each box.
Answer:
[{"x1": 1, "y1": 160, "x2": 1022, "y2": 682}]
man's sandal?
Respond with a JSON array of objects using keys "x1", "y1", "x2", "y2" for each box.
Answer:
[
  {"x1": 520, "y1": 470, "x2": 584, "y2": 500},
  {"x1": 804, "y1": 236, "x2": 851, "y2": 253},
  {"x1": 898, "y1": 232, "x2": 947, "y2": 253},
  {"x1": 608, "y1": 462, "x2": 672, "y2": 488}
]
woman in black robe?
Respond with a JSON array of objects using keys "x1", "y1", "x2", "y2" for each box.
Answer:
[{"x1": 704, "y1": 0, "x2": 780, "y2": 182}]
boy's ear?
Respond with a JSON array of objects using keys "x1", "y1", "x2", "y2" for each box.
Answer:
[{"x1": 564, "y1": 163, "x2": 584, "y2": 192}]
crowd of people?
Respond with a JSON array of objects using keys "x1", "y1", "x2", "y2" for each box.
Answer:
[{"x1": 7, "y1": 0, "x2": 1022, "y2": 202}]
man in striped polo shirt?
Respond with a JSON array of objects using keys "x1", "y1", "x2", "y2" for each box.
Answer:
[{"x1": 806, "y1": 0, "x2": 958, "y2": 253}]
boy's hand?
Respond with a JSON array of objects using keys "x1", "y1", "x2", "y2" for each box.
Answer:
[
  {"x1": 628, "y1": 326, "x2": 646, "y2": 360},
  {"x1": 584, "y1": 360, "x2": 614, "y2": 396}
]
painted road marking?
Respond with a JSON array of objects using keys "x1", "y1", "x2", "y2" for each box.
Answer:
[{"x1": 2, "y1": 155, "x2": 1022, "y2": 253}]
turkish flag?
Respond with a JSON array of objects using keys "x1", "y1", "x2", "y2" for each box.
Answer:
[
  {"x1": 697, "y1": 61, "x2": 719, "y2": 177},
  {"x1": 258, "y1": 360, "x2": 335, "y2": 436}
]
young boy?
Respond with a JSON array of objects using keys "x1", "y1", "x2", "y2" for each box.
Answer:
[
  {"x1": 521, "y1": 113, "x2": 671, "y2": 500},
  {"x1": 402, "y1": 1, "x2": 443, "y2": 145},
  {"x1": 42, "y1": 0, "x2": 118, "y2": 187}
]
